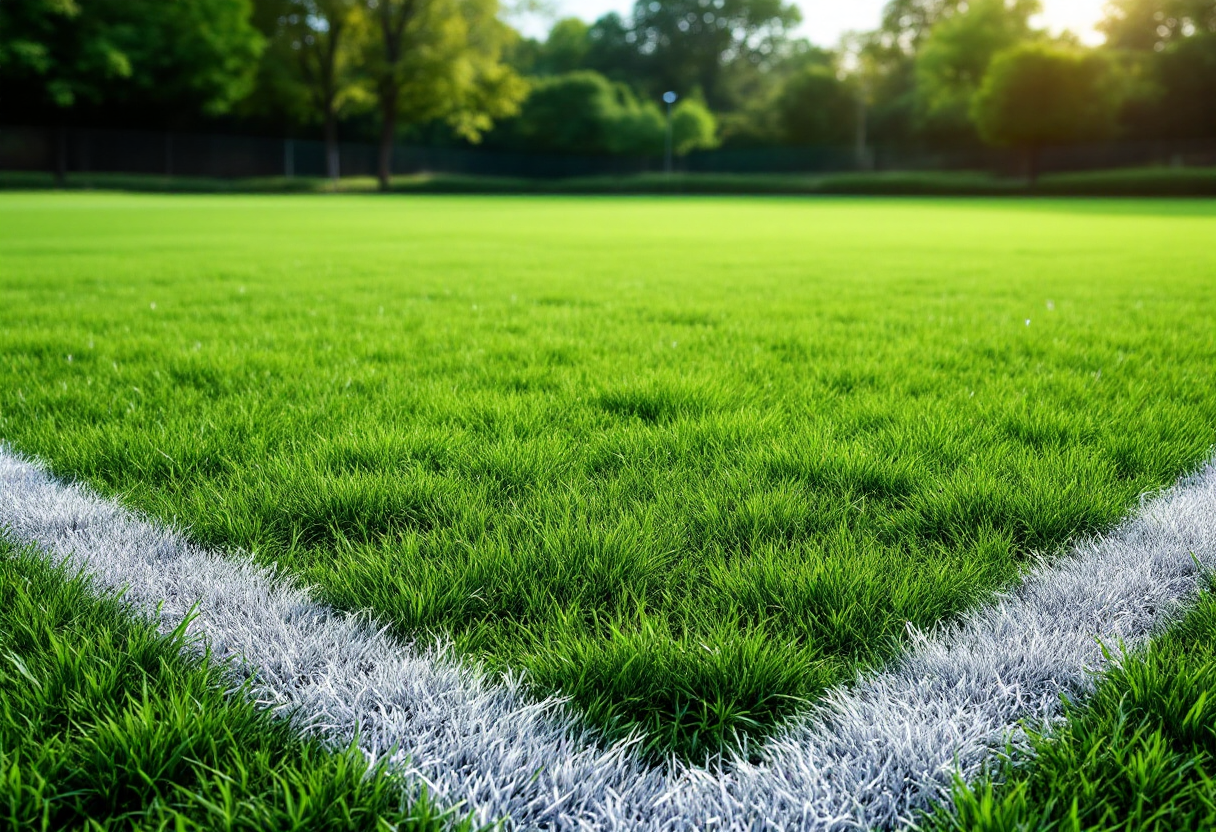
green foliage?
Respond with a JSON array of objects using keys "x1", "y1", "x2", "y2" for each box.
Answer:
[
  {"x1": 1, "y1": 194, "x2": 1214, "y2": 761},
  {"x1": 491, "y1": 70, "x2": 664, "y2": 154},
  {"x1": 1099, "y1": 0, "x2": 1216, "y2": 50},
  {"x1": 516, "y1": 17, "x2": 593, "y2": 76},
  {"x1": 972, "y1": 43, "x2": 1123, "y2": 152},
  {"x1": 0, "y1": 542, "x2": 473, "y2": 831},
  {"x1": 670, "y1": 97, "x2": 719, "y2": 155},
  {"x1": 924, "y1": 587, "x2": 1216, "y2": 831},
  {"x1": 1100, "y1": 1, "x2": 1216, "y2": 141},
  {"x1": 0, "y1": 0, "x2": 263, "y2": 114},
  {"x1": 1150, "y1": 32, "x2": 1216, "y2": 139},
  {"x1": 358, "y1": 0, "x2": 526, "y2": 144},
  {"x1": 880, "y1": 0, "x2": 968, "y2": 51},
  {"x1": 914, "y1": 0, "x2": 1038, "y2": 143},
  {"x1": 582, "y1": 0, "x2": 802, "y2": 110},
  {"x1": 774, "y1": 65, "x2": 856, "y2": 146}
]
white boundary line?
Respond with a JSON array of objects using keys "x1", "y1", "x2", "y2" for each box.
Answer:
[{"x1": 2, "y1": 445, "x2": 1215, "y2": 830}]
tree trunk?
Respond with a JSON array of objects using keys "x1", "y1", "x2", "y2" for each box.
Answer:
[
  {"x1": 324, "y1": 107, "x2": 340, "y2": 181},
  {"x1": 377, "y1": 90, "x2": 398, "y2": 192}
]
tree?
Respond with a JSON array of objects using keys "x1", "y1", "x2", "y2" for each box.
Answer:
[
  {"x1": 1151, "y1": 30, "x2": 1216, "y2": 138},
  {"x1": 1099, "y1": 0, "x2": 1215, "y2": 51},
  {"x1": 574, "y1": 0, "x2": 800, "y2": 110},
  {"x1": 0, "y1": 0, "x2": 261, "y2": 116},
  {"x1": 488, "y1": 70, "x2": 665, "y2": 155},
  {"x1": 359, "y1": 0, "x2": 526, "y2": 190},
  {"x1": 1099, "y1": 0, "x2": 1216, "y2": 141},
  {"x1": 670, "y1": 97, "x2": 718, "y2": 154},
  {"x1": 838, "y1": 0, "x2": 965, "y2": 148},
  {"x1": 0, "y1": 0, "x2": 130, "y2": 116},
  {"x1": 972, "y1": 43, "x2": 1123, "y2": 179},
  {"x1": 915, "y1": 0, "x2": 1038, "y2": 144},
  {"x1": 879, "y1": 0, "x2": 966, "y2": 50},
  {"x1": 0, "y1": 0, "x2": 262, "y2": 180},
  {"x1": 533, "y1": 17, "x2": 591, "y2": 74},
  {"x1": 258, "y1": 0, "x2": 368, "y2": 180},
  {"x1": 632, "y1": 0, "x2": 800, "y2": 109},
  {"x1": 774, "y1": 64, "x2": 856, "y2": 146}
]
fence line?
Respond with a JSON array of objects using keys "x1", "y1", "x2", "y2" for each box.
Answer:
[{"x1": 2, "y1": 126, "x2": 1215, "y2": 180}]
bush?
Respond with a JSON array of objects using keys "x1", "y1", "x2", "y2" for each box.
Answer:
[
  {"x1": 775, "y1": 65, "x2": 857, "y2": 146},
  {"x1": 972, "y1": 43, "x2": 1123, "y2": 177},
  {"x1": 671, "y1": 97, "x2": 719, "y2": 155},
  {"x1": 489, "y1": 70, "x2": 665, "y2": 155}
]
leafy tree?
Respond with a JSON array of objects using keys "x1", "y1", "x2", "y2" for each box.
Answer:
[
  {"x1": 359, "y1": 0, "x2": 527, "y2": 190},
  {"x1": 1099, "y1": 0, "x2": 1215, "y2": 50},
  {"x1": 584, "y1": 12, "x2": 643, "y2": 86},
  {"x1": 1151, "y1": 29, "x2": 1216, "y2": 138},
  {"x1": 488, "y1": 70, "x2": 664, "y2": 155},
  {"x1": 256, "y1": 0, "x2": 369, "y2": 178},
  {"x1": 0, "y1": 0, "x2": 262, "y2": 117},
  {"x1": 1099, "y1": 0, "x2": 1216, "y2": 140},
  {"x1": 879, "y1": 0, "x2": 966, "y2": 50},
  {"x1": 628, "y1": 0, "x2": 800, "y2": 109},
  {"x1": 670, "y1": 96, "x2": 718, "y2": 154},
  {"x1": 972, "y1": 43, "x2": 1123, "y2": 179},
  {"x1": 534, "y1": 17, "x2": 592, "y2": 74},
  {"x1": 0, "y1": 0, "x2": 130, "y2": 113},
  {"x1": 574, "y1": 0, "x2": 800, "y2": 110},
  {"x1": 915, "y1": 0, "x2": 1038, "y2": 144},
  {"x1": 774, "y1": 64, "x2": 856, "y2": 146},
  {"x1": 841, "y1": 0, "x2": 964, "y2": 147},
  {"x1": 504, "y1": 18, "x2": 591, "y2": 78},
  {"x1": 1, "y1": 0, "x2": 261, "y2": 182}
]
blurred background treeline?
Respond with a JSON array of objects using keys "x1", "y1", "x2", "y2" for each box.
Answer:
[{"x1": 1, "y1": 0, "x2": 1214, "y2": 186}]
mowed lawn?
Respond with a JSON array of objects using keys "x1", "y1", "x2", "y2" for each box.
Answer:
[{"x1": 1, "y1": 193, "x2": 1214, "y2": 762}]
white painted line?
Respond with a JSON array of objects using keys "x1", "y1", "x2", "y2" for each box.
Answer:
[{"x1": 2, "y1": 445, "x2": 1214, "y2": 830}]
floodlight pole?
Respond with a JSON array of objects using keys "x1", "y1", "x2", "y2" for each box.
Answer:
[{"x1": 663, "y1": 91, "x2": 678, "y2": 176}]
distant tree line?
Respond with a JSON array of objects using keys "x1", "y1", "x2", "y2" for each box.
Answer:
[{"x1": 2, "y1": 0, "x2": 1214, "y2": 181}]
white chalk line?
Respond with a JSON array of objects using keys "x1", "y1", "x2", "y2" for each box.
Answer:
[{"x1": 2, "y1": 444, "x2": 1215, "y2": 830}]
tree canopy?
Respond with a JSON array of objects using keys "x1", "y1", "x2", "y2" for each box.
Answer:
[
  {"x1": 972, "y1": 42, "x2": 1123, "y2": 175},
  {"x1": 0, "y1": 0, "x2": 262, "y2": 119},
  {"x1": 358, "y1": 0, "x2": 527, "y2": 187},
  {"x1": 914, "y1": 0, "x2": 1038, "y2": 143},
  {"x1": 1, "y1": 0, "x2": 1214, "y2": 165}
]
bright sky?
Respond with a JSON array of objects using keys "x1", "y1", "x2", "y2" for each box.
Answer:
[{"x1": 511, "y1": 0, "x2": 1109, "y2": 46}]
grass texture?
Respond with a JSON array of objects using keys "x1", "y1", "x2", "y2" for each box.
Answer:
[
  {"x1": 1, "y1": 193, "x2": 1214, "y2": 760},
  {"x1": 0, "y1": 541, "x2": 468, "y2": 831},
  {"x1": 926, "y1": 583, "x2": 1216, "y2": 832},
  {"x1": 5, "y1": 444, "x2": 1215, "y2": 830}
]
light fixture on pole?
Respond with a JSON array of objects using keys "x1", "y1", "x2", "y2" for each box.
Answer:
[{"x1": 662, "y1": 91, "x2": 678, "y2": 176}]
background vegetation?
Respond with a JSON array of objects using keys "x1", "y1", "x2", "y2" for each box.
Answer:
[{"x1": 2, "y1": 0, "x2": 1214, "y2": 183}]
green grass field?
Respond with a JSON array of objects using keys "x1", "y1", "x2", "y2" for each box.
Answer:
[
  {"x1": 0, "y1": 540, "x2": 464, "y2": 831},
  {"x1": 928, "y1": 582, "x2": 1216, "y2": 832},
  {"x1": 1, "y1": 193, "x2": 1215, "y2": 774},
  {"x1": 6, "y1": 165, "x2": 1216, "y2": 196}
]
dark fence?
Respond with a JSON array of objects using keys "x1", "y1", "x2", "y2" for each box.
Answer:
[{"x1": 3, "y1": 125, "x2": 1215, "y2": 180}]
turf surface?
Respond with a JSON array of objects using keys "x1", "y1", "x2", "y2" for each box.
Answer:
[
  {"x1": 0, "y1": 540, "x2": 468, "y2": 831},
  {"x1": 926, "y1": 582, "x2": 1216, "y2": 832},
  {"x1": 1, "y1": 193, "x2": 1214, "y2": 761}
]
